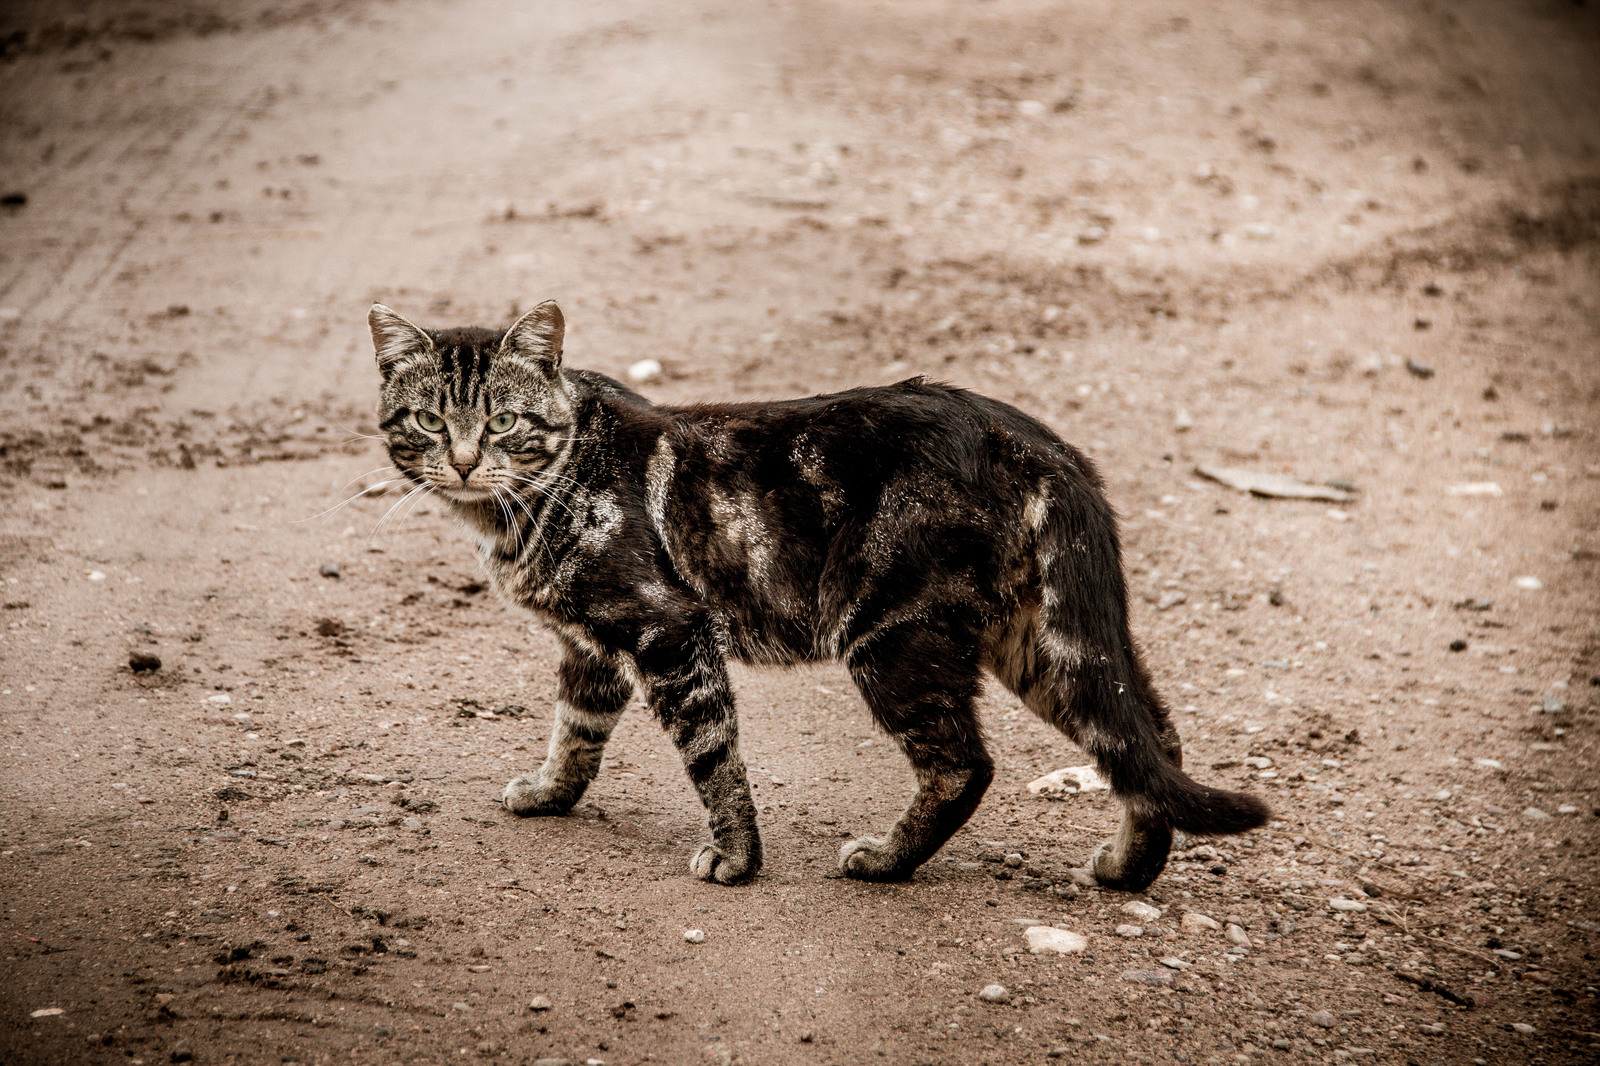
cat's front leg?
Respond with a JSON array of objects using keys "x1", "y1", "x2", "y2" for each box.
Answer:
[
  {"x1": 641, "y1": 618, "x2": 761, "y2": 885},
  {"x1": 503, "y1": 637, "x2": 631, "y2": 816}
]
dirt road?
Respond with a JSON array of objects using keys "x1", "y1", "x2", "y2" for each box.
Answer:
[{"x1": 2, "y1": 1, "x2": 1599, "y2": 1063}]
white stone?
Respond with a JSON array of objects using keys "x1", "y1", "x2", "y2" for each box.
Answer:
[
  {"x1": 1513, "y1": 576, "x2": 1543, "y2": 590},
  {"x1": 1522, "y1": 807, "x2": 1551, "y2": 820},
  {"x1": 30, "y1": 1007, "x2": 64, "y2": 1018},
  {"x1": 1121, "y1": 901, "x2": 1161, "y2": 923},
  {"x1": 1180, "y1": 911, "x2": 1221, "y2": 934},
  {"x1": 683, "y1": 928, "x2": 705, "y2": 944},
  {"x1": 1225, "y1": 924, "x2": 1252, "y2": 948},
  {"x1": 627, "y1": 359, "x2": 663, "y2": 383},
  {"x1": 1115, "y1": 924, "x2": 1143, "y2": 938},
  {"x1": 1024, "y1": 927, "x2": 1087, "y2": 955},
  {"x1": 1328, "y1": 898, "x2": 1368, "y2": 913},
  {"x1": 1026, "y1": 764, "x2": 1108, "y2": 796},
  {"x1": 977, "y1": 984, "x2": 1010, "y2": 1004}
]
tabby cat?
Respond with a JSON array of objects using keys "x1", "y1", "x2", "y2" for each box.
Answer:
[{"x1": 370, "y1": 300, "x2": 1268, "y2": 890}]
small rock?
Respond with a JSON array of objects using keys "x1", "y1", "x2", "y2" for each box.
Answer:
[
  {"x1": 1405, "y1": 359, "x2": 1435, "y2": 379},
  {"x1": 1025, "y1": 927, "x2": 1087, "y2": 955},
  {"x1": 1328, "y1": 898, "x2": 1368, "y2": 913},
  {"x1": 30, "y1": 1008, "x2": 64, "y2": 1018},
  {"x1": 467, "y1": 964, "x2": 491, "y2": 973},
  {"x1": 1522, "y1": 807, "x2": 1551, "y2": 820},
  {"x1": 683, "y1": 928, "x2": 705, "y2": 944},
  {"x1": 1159, "y1": 956, "x2": 1190, "y2": 970},
  {"x1": 1417, "y1": 1023, "x2": 1445, "y2": 1035},
  {"x1": 1122, "y1": 901, "x2": 1161, "y2": 923},
  {"x1": 319, "y1": 562, "x2": 340, "y2": 578},
  {"x1": 1511, "y1": 1022, "x2": 1536, "y2": 1035},
  {"x1": 627, "y1": 358, "x2": 662, "y2": 383},
  {"x1": 533, "y1": 1060, "x2": 572, "y2": 1066},
  {"x1": 1492, "y1": 949, "x2": 1522, "y2": 961},
  {"x1": 1310, "y1": 1010, "x2": 1337, "y2": 1028},
  {"x1": 451, "y1": 1002, "x2": 472, "y2": 1012},
  {"x1": 1119, "y1": 969, "x2": 1174, "y2": 987},
  {"x1": 1225, "y1": 924, "x2": 1252, "y2": 948},
  {"x1": 129, "y1": 651, "x2": 162, "y2": 673},
  {"x1": 1174, "y1": 409, "x2": 1194, "y2": 432},
  {"x1": 977, "y1": 984, "x2": 1011, "y2": 1004},
  {"x1": 1003, "y1": 852, "x2": 1024, "y2": 868},
  {"x1": 1558, "y1": 804, "x2": 1579, "y2": 815},
  {"x1": 1243, "y1": 756, "x2": 1273, "y2": 770},
  {"x1": 1180, "y1": 912, "x2": 1221, "y2": 934},
  {"x1": 315, "y1": 617, "x2": 345, "y2": 637},
  {"x1": 1157, "y1": 590, "x2": 1188, "y2": 611},
  {"x1": 1430, "y1": 790, "x2": 1452, "y2": 801},
  {"x1": 1185, "y1": 844, "x2": 1219, "y2": 861},
  {"x1": 1514, "y1": 575, "x2": 1542, "y2": 590},
  {"x1": 170, "y1": 1041, "x2": 193, "y2": 1063},
  {"x1": 528, "y1": 995, "x2": 552, "y2": 1012},
  {"x1": 1115, "y1": 924, "x2": 1143, "y2": 938}
]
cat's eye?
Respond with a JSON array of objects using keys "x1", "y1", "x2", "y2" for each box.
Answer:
[
  {"x1": 414, "y1": 410, "x2": 445, "y2": 433},
  {"x1": 486, "y1": 412, "x2": 517, "y2": 434}
]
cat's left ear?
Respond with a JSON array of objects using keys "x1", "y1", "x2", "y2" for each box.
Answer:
[
  {"x1": 501, "y1": 300, "x2": 565, "y2": 370},
  {"x1": 369, "y1": 304, "x2": 433, "y2": 377}
]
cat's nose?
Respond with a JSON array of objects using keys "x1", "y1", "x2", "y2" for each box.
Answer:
[{"x1": 452, "y1": 463, "x2": 475, "y2": 481}]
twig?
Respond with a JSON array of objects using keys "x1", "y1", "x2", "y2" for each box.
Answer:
[
  {"x1": 12, "y1": 931, "x2": 42, "y2": 943},
  {"x1": 1374, "y1": 902, "x2": 1502, "y2": 971},
  {"x1": 1394, "y1": 970, "x2": 1475, "y2": 1008}
]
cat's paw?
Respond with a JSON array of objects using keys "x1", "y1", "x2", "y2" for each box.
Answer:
[
  {"x1": 1087, "y1": 838, "x2": 1162, "y2": 893},
  {"x1": 689, "y1": 843, "x2": 757, "y2": 885},
  {"x1": 838, "y1": 836, "x2": 913, "y2": 882},
  {"x1": 501, "y1": 775, "x2": 572, "y2": 817}
]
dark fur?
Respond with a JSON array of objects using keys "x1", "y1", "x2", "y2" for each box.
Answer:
[{"x1": 371, "y1": 301, "x2": 1268, "y2": 889}]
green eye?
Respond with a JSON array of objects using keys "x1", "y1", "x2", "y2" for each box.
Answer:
[
  {"x1": 415, "y1": 410, "x2": 445, "y2": 432},
  {"x1": 486, "y1": 412, "x2": 517, "y2": 433}
]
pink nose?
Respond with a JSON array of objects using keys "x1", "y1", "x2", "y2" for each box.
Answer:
[{"x1": 453, "y1": 463, "x2": 475, "y2": 481}]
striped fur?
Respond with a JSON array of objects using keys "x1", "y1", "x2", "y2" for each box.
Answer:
[{"x1": 372, "y1": 302, "x2": 1268, "y2": 890}]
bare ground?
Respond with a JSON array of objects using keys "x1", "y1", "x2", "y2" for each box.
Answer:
[{"x1": 2, "y1": 2, "x2": 1599, "y2": 1064}]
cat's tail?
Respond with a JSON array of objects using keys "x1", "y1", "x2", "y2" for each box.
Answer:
[{"x1": 1002, "y1": 462, "x2": 1270, "y2": 842}]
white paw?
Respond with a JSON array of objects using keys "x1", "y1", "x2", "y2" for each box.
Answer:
[
  {"x1": 501, "y1": 774, "x2": 560, "y2": 816},
  {"x1": 689, "y1": 844, "x2": 756, "y2": 885},
  {"x1": 1027, "y1": 764, "x2": 1109, "y2": 797}
]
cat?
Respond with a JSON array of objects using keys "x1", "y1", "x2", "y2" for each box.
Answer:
[{"x1": 370, "y1": 299, "x2": 1269, "y2": 890}]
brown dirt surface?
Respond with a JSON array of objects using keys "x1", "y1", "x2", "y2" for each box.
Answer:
[{"x1": 3, "y1": 1, "x2": 1599, "y2": 1064}]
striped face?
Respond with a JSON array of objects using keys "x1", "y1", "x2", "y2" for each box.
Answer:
[{"x1": 371, "y1": 302, "x2": 576, "y2": 504}]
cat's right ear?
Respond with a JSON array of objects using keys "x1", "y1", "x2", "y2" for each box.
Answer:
[{"x1": 369, "y1": 304, "x2": 432, "y2": 376}]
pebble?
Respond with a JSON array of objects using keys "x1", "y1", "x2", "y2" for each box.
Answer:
[
  {"x1": 1115, "y1": 924, "x2": 1143, "y2": 938},
  {"x1": 683, "y1": 928, "x2": 705, "y2": 944},
  {"x1": 977, "y1": 984, "x2": 1011, "y2": 1004},
  {"x1": 170, "y1": 1040, "x2": 194, "y2": 1063},
  {"x1": 1310, "y1": 1010, "x2": 1337, "y2": 1028},
  {"x1": 1003, "y1": 852, "x2": 1024, "y2": 868},
  {"x1": 129, "y1": 651, "x2": 162, "y2": 673},
  {"x1": 533, "y1": 1060, "x2": 572, "y2": 1066},
  {"x1": 1159, "y1": 956, "x2": 1190, "y2": 970},
  {"x1": 1417, "y1": 1023, "x2": 1445, "y2": 1035},
  {"x1": 627, "y1": 358, "x2": 662, "y2": 383},
  {"x1": 1225, "y1": 924, "x2": 1252, "y2": 948},
  {"x1": 1122, "y1": 901, "x2": 1161, "y2": 923},
  {"x1": 467, "y1": 964, "x2": 491, "y2": 973},
  {"x1": 1024, "y1": 927, "x2": 1087, "y2": 955},
  {"x1": 1328, "y1": 898, "x2": 1368, "y2": 913},
  {"x1": 1512, "y1": 1022, "x2": 1536, "y2": 1035},
  {"x1": 1243, "y1": 756, "x2": 1273, "y2": 770},
  {"x1": 1119, "y1": 969, "x2": 1174, "y2": 987},
  {"x1": 30, "y1": 1007, "x2": 64, "y2": 1018},
  {"x1": 1430, "y1": 790, "x2": 1452, "y2": 801},
  {"x1": 528, "y1": 996, "x2": 552, "y2": 1012},
  {"x1": 1522, "y1": 807, "x2": 1551, "y2": 820},
  {"x1": 319, "y1": 562, "x2": 340, "y2": 578},
  {"x1": 1180, "y1": 911, "x2": 1221, "y2": 934}
]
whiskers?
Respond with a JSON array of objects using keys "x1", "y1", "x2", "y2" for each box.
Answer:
[
  {"x1": 296, "y1": 465, "x2": 403, "y2": 524},
  {"x1": 370, "y1": 480, "x2": 437, "y2": 539}
]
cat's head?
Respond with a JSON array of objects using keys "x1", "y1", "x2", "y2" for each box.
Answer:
[{"x1": 370, "y1": 301, "x2": 576, "y2": 504}]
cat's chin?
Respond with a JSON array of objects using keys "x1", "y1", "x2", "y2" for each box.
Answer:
[{"x1": 436, "y1": 485, "x2": 495, "y2": 507}]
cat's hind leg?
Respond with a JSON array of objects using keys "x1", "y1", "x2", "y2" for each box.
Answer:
[
  {"x1": 503, "y1": 636, "x2": 631, "y2": 817},
  {"x1": 838, "y1": 619, "x2": 994, "y2": 882}
]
